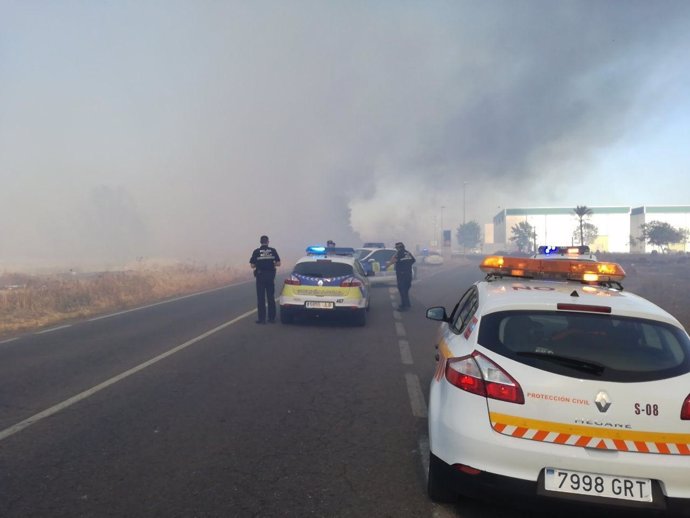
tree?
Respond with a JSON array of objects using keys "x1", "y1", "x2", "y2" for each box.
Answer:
[
  {"x1": 573, "y1": 205, "x2": 593, "y2": 246},
  {"x1": 510, "y1": 221, "x2": 536, "y2": 253},
  {"x1": 640, "y1": 221, "x2": 689, "y2": 252},
  {"x1": 571, "y1": 222, "x2": 598, "y2": 246},
  {"x1": 456, "y1": 221, "x2": 481, "y2": 250}
]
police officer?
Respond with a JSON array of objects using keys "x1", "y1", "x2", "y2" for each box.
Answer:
[
  {"x1": 386, "y1": 241, "x2": 416, "y2": 311},
  {"x1": 250, "y1": 235, "x2": 281, "y2": 324}
]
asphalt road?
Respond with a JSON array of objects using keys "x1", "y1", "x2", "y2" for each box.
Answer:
[{"x1": 0, "y1": 260, "x2": 578, "y2": 518}]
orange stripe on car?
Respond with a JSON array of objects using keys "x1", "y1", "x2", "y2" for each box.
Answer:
[{"x1": 491, "y1": 412, "x2": 690, "y2": 456}]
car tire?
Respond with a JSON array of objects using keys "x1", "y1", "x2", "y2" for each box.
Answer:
[
  {"x1": 354, "y1": 309, "x2": 366, "y2": 327},
  {"x1": 428, "y1": 454, "x2": 456, "y2": 503},
  {"x1": 280, "y1": 310, "x2": 294, "y2": 324}
]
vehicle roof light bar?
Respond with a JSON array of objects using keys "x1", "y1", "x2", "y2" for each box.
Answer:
[
  {"x1": 306, "y1": 245, "x2": 356, "y2": 256},
  {"x1": 480, "y1": 256, "x2": 626, "y2": 283},
  {"x1": 538, "y1": 245, "x2": 590, "y2": 256}
]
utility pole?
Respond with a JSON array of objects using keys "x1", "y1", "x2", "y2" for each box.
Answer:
[
  {"x1": 441, "y1": 205, "x2": 445, "y2": 247},
  {"x1": 462, "y1": 182, "x2": 468, "y2": 254},
  {"x1": 463, "y1": 182, "x2": 467, "y2": 225}
]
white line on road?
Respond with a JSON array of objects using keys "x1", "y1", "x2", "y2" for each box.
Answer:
[
  {"x1": 399, "y1": 339, "x2": 413, "y2": 365},
  {"x1": 87, "y1": 283, "x2": 249, "y2": 322},
  {"x1": 405, "y1": 373, "x2": 428, "y2": 418},
  {"x1": 35, "y1": 324, "x2": 72, "y2": 334},
  {"x1": 395, "y1": 322, "x2": 406, "y2": 337},
  {"x1": 0, "y1": 308, "x2": 257, "y2": 442},
  {"x1": 419, "y1": 436, "x2": 457, "y2": 518},
  {"x1": 0, "y1": 337, "x2": 19, "y2": 345},
  {"x1": 419, "y1": 435, "x2": 430, "y2": 478}
]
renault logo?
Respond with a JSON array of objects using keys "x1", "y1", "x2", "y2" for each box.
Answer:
[{"x1": 595, "y1": 391, "x2": 611, "y2": 413}]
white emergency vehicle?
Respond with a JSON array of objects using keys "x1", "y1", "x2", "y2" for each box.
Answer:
[
  {"x1": 279, "y1": 246, "x2": 370, "y2": 326},
  {"x1": 425, "y1": 249, "x2": 690, "y2": 515}
]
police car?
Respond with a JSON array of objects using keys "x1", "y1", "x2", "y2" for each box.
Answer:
[
  {"x1": 279, "y1": 246, "x2": 370, "y2": 326},
  {"x1": 425, "y1": 246, "x2": 690, "y2": 515},
  {"x1": 355, "y1": 247, "x2": 417, "y2": 285}
]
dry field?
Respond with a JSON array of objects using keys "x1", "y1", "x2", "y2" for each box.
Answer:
[
  {"x1": 0, "y1": 264, "x2": 251, "y2": 338},
  {"x1": 1, "y1": 254, "x2": 689, "y2": 339},
  {"x1": 606, "y1": 253, "x2": 690, "y2": 329}
]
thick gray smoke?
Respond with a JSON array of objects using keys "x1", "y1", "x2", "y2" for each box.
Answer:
[{"x1": 1, "y1": 1, "x2": 689, "y2": 269}]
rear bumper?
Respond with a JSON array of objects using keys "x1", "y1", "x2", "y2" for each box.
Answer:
[
  {"x1": 431, "y1": 453, "x2": 690, "y2": 516},
  {"x1": 279, "y1": 303, "x2": 366, "y2": 315}
]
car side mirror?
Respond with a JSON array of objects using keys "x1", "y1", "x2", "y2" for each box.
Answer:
[{"x1": 426, "y1": 306, "x2": 448, "y2": 322}]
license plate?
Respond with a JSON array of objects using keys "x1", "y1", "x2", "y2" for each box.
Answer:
[
  {"x1": 305, "y1": 301, "x2": 334, "y2": 309},
  {"x1": 544, "y1": 468, "x2": 652, "y2": 502}
]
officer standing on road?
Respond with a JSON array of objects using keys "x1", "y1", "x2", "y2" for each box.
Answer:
[
  {"x1": 386, "y1": 241, "x2": 416, "y2": 311},
  {"x1": 250, "y1": 235, "x2": 281, "y2": 324}
]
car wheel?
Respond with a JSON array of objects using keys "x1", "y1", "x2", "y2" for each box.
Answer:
[
  {"x1": 427, "y1": 454, "x2": 456, "y2": 503},
  {"x1": 280, "y1": 310, "x2": 294, "y2": 324},
  {"x1": 354, "y1": 309, "x2": 366, "y2": 327}
]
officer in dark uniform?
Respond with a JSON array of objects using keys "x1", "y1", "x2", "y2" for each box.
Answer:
[
  {"x1": 386, "y1": 241, "x2": 416, "y2": 311},
  {"x1": 249, "y1": 235, "x2": 281, "y2": 324}
]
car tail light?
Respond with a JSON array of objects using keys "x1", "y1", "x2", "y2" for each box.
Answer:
[
  {"x1": 445, "y1": 352, "x2": 524, "y2": 404},
  {"x1": 284, "y1": 276, "x2": 301, "y2": 286},
  {"x1": 681, "y1": 394, "x2": 690, "y2": 420},
  {"x1": 341, "y1": 277, "x2": 362, "y2": 287}
]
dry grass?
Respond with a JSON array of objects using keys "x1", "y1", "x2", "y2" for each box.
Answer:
[
  {"x1": 0, "y1": 264, "x2": 250, "y2": 338},
  {"x1": 598, "y1": 253, "x2": 690, "y2": 329}
]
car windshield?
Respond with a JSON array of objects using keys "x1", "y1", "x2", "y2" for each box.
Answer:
[
  {"x1": 293, "y1": 261, "x2": 354, "y2": 278},
  {"x1": 366, "y1": 250, "x2": 395, "y2": 262},
  {"x1": 478, "y1": 310, "x2": 690, "y2": 382}
]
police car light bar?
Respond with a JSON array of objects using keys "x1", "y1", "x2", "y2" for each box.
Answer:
[
  {"x1": 538, "y1": 245, "x2": 590, "y2": 256},
  {"x1": 480, "y1": 256, "x2": 626, "y2": 283},
  {"x1": 305, "y1": 245, "x2": 355, "y2": 256}
]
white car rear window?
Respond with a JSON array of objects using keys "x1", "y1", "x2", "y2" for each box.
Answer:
[
  {"x1": 478, "y1": 311, "x2": 690, "y2": 382},
  {"x1": 293, "y1": 261, "x2": 354, "y2": 278}
]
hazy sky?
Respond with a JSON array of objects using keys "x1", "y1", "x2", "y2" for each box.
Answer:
[{"x1": 2, "y1": 1, "x2": 690, "y2": 269}]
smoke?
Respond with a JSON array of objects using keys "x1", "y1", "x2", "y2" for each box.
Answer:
[{"x1": 1, "y1": 1, "x2": 689, "y2": 269}]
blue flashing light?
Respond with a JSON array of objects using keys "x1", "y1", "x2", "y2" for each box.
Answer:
[
  {"x1": 538, "y1": 245, "x2": 591, "y2": 255},
  {"x1": 306, "y1": 245, "x2": 356, "y2": 256},
  {"x1": 306, "y1": 245, "x2": 327, "y2": 255}
]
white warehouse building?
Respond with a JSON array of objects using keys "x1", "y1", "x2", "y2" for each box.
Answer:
[{"x1": 492, "y1": 206, "x2": 690, "y2": 253}]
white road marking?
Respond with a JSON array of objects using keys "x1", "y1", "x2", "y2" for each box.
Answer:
[
  {"x1": 398, "y1": 339, "x2": 413, "y2": 365},
  {"x1": 420, "y1": 436, "x2": 458, "y2": 518},
  {"x1": 87, "y1": 282, "x2": 249, "y2": 322},
  {"x1": 0, "y1": 308, "x2": 257, "y2": 442},
  {"x1": 419, "y1": 435, "x2": 430, "y2": 477},
  {"x1": 0, "y1": 337, "x2": 19, "y2": 345},
  {"x1": 35, "y1": 324, "x2": 72, "y2": 334},
  {"x1": 405, "y1": 373, "x2": 428, "y2": 418},
  {"x1": 395, "y1": 322, "x2": 406, "y2": 337},
  {"x1": 389, "y1": 276, "x2": 453, "y2": 517}
]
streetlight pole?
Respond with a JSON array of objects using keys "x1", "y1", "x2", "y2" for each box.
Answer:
[
  {"x1": 462, "y1": 182, "x2": 468, "y2": 255},
  {"x1": 463, "y1": 182, "x2": 468, "y2": 225},
  {"x1": 441, "y1": 205, "x2": 445, "y2": 247}
]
